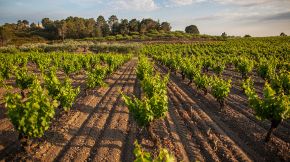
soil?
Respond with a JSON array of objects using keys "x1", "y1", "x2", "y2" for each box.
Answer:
[
  {"x1": 0, "y1": 58, "x2": 289, "y2": 162},
  {"x1": 154, "y1": 63, "x2": 290, "y2": 162}
]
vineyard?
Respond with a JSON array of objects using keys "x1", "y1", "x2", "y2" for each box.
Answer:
[{"x1": 0, "y1": 37, "x2": 289, "y2": 161}]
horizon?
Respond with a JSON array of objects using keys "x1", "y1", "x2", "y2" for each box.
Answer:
[{"x1": 0, "y1": 0, "x2": 290, "y2": 37}]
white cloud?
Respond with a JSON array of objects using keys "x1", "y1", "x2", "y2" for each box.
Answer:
[
  {"x1": 168, "y1": 0, "x2": 289, "y2": 7},
  {"x1": 167, "y1": 0, "x2": 272, "y2": 7},
  {"x1": 69, "y1": 0, "x2": 102, "y2": 3},
  {"x1": 193, "y1": 9, "x2": 289, "y2": 22},
  {"x1": 109, "y1": 0, "x2": 158, "y2": 11},
  {"x1": 168, "y1": 0, "x2": 206, "y2": 6},
  {"x1": 170, "y1": 0, "x2": 194, "y2": 5},
  {"x1": 66, "y1": 0, "x2": 102, "y2": 7},
  {"x1": 213, "y1": 0, "x2": 271, "y2": 6},
  {"x1": 191, "y1": 0, "x2": 290, "y2": 22}
]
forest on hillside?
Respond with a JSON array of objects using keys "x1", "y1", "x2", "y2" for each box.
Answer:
[{"x1": 0, "y1": 15, "x2": 205, "y2": 46}]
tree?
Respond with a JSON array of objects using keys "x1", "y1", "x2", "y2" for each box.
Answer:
[
  {"x1": 111, "y1": 22, "x2": 119, "y2": 35},
  {"x1": 0, "y1": 15, "x2": 202, "y2": 41},
  {"x1": 244, "y1": 34, "x2": 251, "y2": 38},
  {"x1": 16, "y1": 20, "x2": 29, "y2": 30},
  {"x1": 17, "y1": 20, "x2": 23, "y2": 30},
  {"x1": 185, "y1": 25, "x2": 199, "y2": 34},
  {"x1": 64, "y1": 17, "x2": 77, "y2": 38},
  {"x1": 108, "y1": 15, "x2": 118, "y2": 31},
  {"x1": 280, "y1": 32, "x2": 287, "y2": 36},
  {"x1": 95, "y1": 26, "x2": 102, "y2": 37},
  {"x1": 221, "y1": 32, "x2": 227, "y2": 38},
  {"x1": 86, "y1": 18, "x2": 96, "y2": 37},
  {"x1": 129, "y1": 19, "x2": 140, "y2": 33},
  {"x1": 139, "y1": 18, "x2": 159, "y2": 34},
  {"x1": 30, "y1": 23, "x2": 37, "y2": 29},
  {"x1": 119, "y1": 19, "x2": 129, "y2": 35},
  {"x1": 55, "y1": 20, "x2": 67, "y2": 41},
  {"x1": 160, "y1": 22, "x2": 171, "y2": 32},
  {"x1": 102, "y1": 23, "x2": 110, "y2": 37},
  {"x1": 0, "y1": 25, "x2": 13, "y2": 46},
  {"x1": 41, "y1": 18, "x2": 58, "y2": 40},
  {"x1": 139, "y1": 23, "x2": 147, "y2": 35},
  {"x1": 22, "y1": 20, "x2": 29, "y2": 27},
  {"x1": 41, "y1": 18, "x2": 54, "y2": 31},
  {"x1": 96, "y1": 15, "x2": 110, "y2": 37},
  {"x1": 75, "y1": 18, "x2": 86, "y2": 38},
  {"x1": 96, "y1": 16, "x2": 106, "y2": 26}
]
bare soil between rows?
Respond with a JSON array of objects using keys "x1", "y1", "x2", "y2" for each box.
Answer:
[
  {"x1": 0, "y1": 58, "x2": 289, "y2": 162},
  {"x1": 155, "y1": 63, "x2": 290, "y2": 162}
]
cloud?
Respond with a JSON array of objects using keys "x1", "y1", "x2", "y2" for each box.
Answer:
[
  {"x1": 167, "y1": 0, "x2": 272, "y2": 7},
  {"x1": 167, "y1": 0, "x2": 206, "y2": 6},
  {"x1": 1, "y1": 0, "x2": 290, "y2": 36},
  {"x1": 193, "y1": 15, "x2": 221, "y2": 21},
  {"x1": 67, "y1": 0, "x2": 102, "y2": 6},
  {"x1": 192, "y1": 9, "x2": 290, "y2": 28},
  {"x1": 108, "y1": 0, "x2": 158, "y2": 11},
  {"x1": 167, "y1": 0, "x2": 289, "y2": 8},
  {"x1": 213, "y1": 0, "x2": 271, "y2": 6},
  {"x1": 262, "y1": 11, "x2": 290, "y2": 21},
  {"x1": 68, "y1": 0, "x2": 102, "y2": 3},
  {"x1": 189, "y1": 0, "x2": 290, "y2": 24},
  {"x1": 169, "y1": 0, "x2": 194, "y2": 5}
]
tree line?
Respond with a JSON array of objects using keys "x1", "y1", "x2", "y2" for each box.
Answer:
[{"x1": 1, "y1": 15, "x2": 177, "y2": 42}]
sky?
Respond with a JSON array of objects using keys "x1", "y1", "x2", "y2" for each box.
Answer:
[{"x1": 0, "y1": 0, "x2": 290, "y2": 36}]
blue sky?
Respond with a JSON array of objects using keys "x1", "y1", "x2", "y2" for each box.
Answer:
[{"x1": 0, "y1": 0, "x2": 289, "y2": 36}]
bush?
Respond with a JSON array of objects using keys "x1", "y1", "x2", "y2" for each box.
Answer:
[
  {"x1": 129, "y1": 31, "x2": 139, "y2": 35},
  {"x1": 105, "y1": 36, "x2": 116, "y2": 41},
  {"x1": 0, "y1": 45, "x2": 19, "y2": 53},
  {"x1": 115, "y1": 34, "x2": 125, "y2": 40}
]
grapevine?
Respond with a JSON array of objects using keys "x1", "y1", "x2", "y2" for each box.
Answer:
[
  {"x1": 244, "y1": 80, "x2": 290, "y2": 142},
  {"x1": 210, "y1": 77, "x2": 232, "y2": 108},
  {"x1": 5, "y1": 80, "x2": 58, "y2": 146}
]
